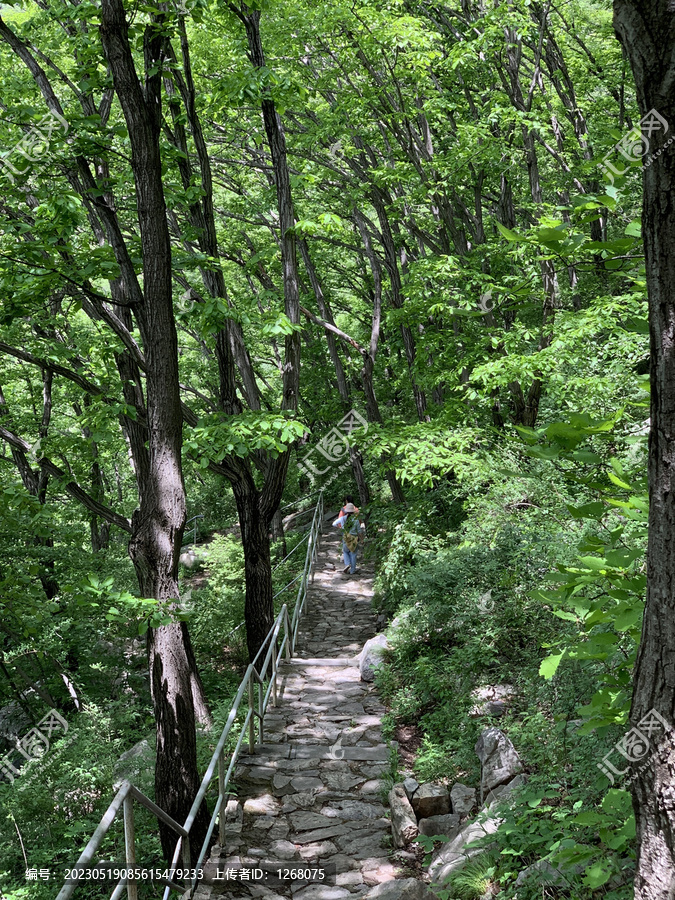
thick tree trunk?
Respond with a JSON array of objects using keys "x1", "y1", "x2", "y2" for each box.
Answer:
[
  {"x1": 100, "y1": 0, "x2": 209, "y2": 863},
  {"x1": 146, "y1": 622, "x2": 211, "y2": 863},
  {"x1": 234, "y1": 481, "x2": 275, "y2": 662},
  {"x1": 270, "y1": 508, "x2": 287, "y2": 557},
  {"x1": 613, "y1": 4, "x2": 675, "y2": 897}
]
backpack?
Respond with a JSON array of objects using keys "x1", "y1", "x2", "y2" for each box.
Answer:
[{"x1": 344, "y1": 514, "x2": 360, "y2": 552}]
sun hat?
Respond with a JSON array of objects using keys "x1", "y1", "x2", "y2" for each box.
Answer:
[{"x1": 343, "y1": 502, "x2": 357, "y2": 513}]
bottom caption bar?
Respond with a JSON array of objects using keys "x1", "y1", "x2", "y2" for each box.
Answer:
[
  {"x1": 63, "y1": 862, "x2": 336, "y2": 887},
  {"x1": 205, "y1": 861, "x2": 337, "y2": 887}
]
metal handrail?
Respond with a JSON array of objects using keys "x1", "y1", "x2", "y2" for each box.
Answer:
[
  {"x1": 272, "y1": 530, "x2": 310, "y2": 570},
  {"x1": 56, "y1": 491, "x2": 324, "y2": 900},
  {"x1": 181, "y1": 515, "x2": 205, "y2": 548},
  {"x1": 218, "y1": 536, "x2": 317, "y2": 644},
  {"x1": 279, "y1": 488, "x2": 322, "y2": 512}
]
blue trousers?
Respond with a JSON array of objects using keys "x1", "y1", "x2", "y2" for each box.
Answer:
[{"x1": 342, "y1": 542, "x2": 357, "y2": 574}]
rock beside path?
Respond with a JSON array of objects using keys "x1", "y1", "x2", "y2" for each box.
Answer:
[
  {"x1": 410, "y1": 783, "x2": 450, "y2": 818},
  {"x1": 450, "y1": 783, "x2": 476, "y2": 817},
  {"x1": 418, "y1": 814, "x2": 460, "y2": 839},
  {"x1": 359, "y1": 634, "x2": 390, "y2": 682},
  {"x1": 388, "y1": 784, "x2": 418, "y2": 847},
  {"x1": 474, "y1": 727, "x2": 523, "y2": 798},
  {"x1": 427, "y1": 815, "x2": 501, "y2": 883}
]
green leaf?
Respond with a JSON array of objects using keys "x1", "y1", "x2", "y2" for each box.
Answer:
[
  {"x1": 566, "y1": 502, "x2": 605, "y2": 520},
  {"x1": 540, "y1": 650, "x2": 566, "y2": 680},
  {"x1": 496, "y1": 222, "x2": 524, "y2": 242},
  {"x1": 583, "y1": 862, "x2": 612, "y2": 889},
  {"x1": 614, "y1": 607, "x2": 643, "y2": 631}
]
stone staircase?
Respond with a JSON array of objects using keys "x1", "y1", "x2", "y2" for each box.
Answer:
[{"x1": 199, "y1": 528, "x2": 407, "y2": 900}]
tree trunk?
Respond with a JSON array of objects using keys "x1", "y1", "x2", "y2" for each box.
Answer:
[
  {"x1": 613, "y1": 4, "x2": 675, "y2": 897},
  {"x1": 271, "y1": 508, "x2": 287, "y2": 557},
  {"x1": 99, "y1": 0, "x2": 209, "y2": 862},
  {"x1": 146, "y1": 620, "x2": 211, "y2": 863},
  {"x1": 350, "y1": 448, "x2": 371, "y2": 507},
  {"x1": 234, "y1": 481, "x2": 275, "y2": 662}
]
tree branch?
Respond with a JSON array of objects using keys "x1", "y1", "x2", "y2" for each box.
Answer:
[
  {"x1": 298, "y1": 305, "x2": 365, "y2": 353},
  {"x1": 0, "y1": 424, "x2": 132, "y2": 532}
]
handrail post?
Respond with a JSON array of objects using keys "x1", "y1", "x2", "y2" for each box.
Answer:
[
  {"x1": 272, "y1": 651, "x2": 278, "y2": 706},
  {"x1": 285, "y1": 609, "x2": 292, "y2": 660},
  {"x1": 123, "y1": 796, "x2": 139, "y2": 900},
  {"x1": 258, "y1": 677, "x2": 264, "y2": 745},
  {"x1": 248, "y1": 679, "x2": 255, "y2": 754},
  {"x1": 181, "y1": 836, "x2": 191, "y2": 886},
  {"x1": 218, "y1": 751, "x2": 227, "y2": 846}
]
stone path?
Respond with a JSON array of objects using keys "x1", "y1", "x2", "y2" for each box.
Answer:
[{"x1": 201, "y1": 525, "x2": 405, "y2": 899}]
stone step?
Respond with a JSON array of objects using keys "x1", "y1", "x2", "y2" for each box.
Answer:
[
  {"x1": 289, "y1": 744, "x2": 393, "y2": 761},
  {"x1": 282, "y1": 658, "x2": 358, "y2": 667}
]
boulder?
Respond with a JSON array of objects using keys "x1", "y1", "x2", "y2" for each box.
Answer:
[
  {"x1": 418, "y1": 814, "x2": 461, "y2": 839},
  {"x1": 403, "y1": 776, "x2": 419, "y2": 801},
  {"x1": 484, "y1": 774, "x2": 528, "y2": 810},
  {"x1": 359, "y1": 634, "x2": 390, "y2": 682},
  {"x1": 411, "y1": 783, "x2": 450, "y2": 818},
  {"x1": 179, "y1": 548, "x2": 198, "y2": 568},
  {"x1": 470, "y1": 685, "x2": 517, "y2": 718},
  {"x1": 388, "y1": 784, "x2": 418, "y2": 848},
  {"x1": 450, "y1": 783, "x2": 476, "y2": 817},
  {"x1": 363, "y1": 878, "x2": 435, "y2": 900},
  {"x1": 474, "y1": 727, "x2": 523, "y2": 798},
  {"x1": 515, "y1": 858, "x2": 584, "y2": 888},
  {"x1": 427, "y1": 815, "x2": 501, "y2": 884}
]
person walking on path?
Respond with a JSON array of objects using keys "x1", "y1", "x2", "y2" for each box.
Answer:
[
  {"x1": 339, "y1": 494, "x2": 359, "y2": 518},
  {"x1": 333, "y1": 501, "x2": 365, "y2": 575}
]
